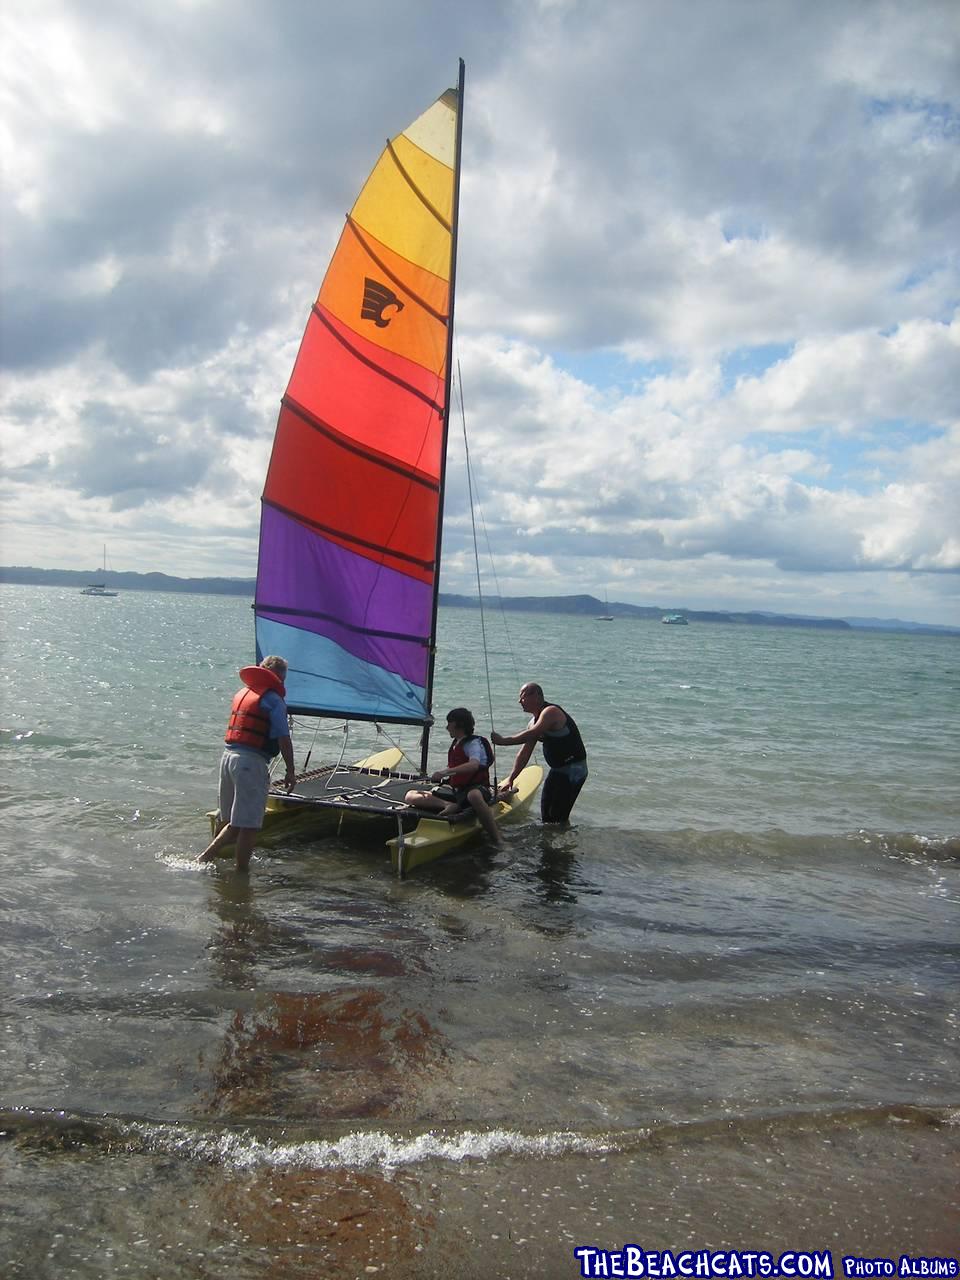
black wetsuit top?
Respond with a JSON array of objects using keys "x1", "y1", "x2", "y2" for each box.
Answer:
[{"x1": 541, "y1": 707, "x2": 587, "y2": 769}]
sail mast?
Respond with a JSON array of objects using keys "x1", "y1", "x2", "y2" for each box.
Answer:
[{"x1": 420, "y1": 57, "x2": 466, "y2": 775}]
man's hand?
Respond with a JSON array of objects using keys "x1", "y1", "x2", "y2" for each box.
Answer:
[
  {"x1": 491, "y1": 731, "x2": 507, "y2": 746},
  {"x1": 283, "y1": 769, "x2": 296, "y2": 793}
]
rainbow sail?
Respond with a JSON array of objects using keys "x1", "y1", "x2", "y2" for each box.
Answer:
[{"x1": 255, "y1": 67, "x2": 463, "y2": 731}]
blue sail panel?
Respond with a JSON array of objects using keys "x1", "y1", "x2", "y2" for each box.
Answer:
[{"x1": 255, "y1": 615, "x2": 429, "y2": 724}]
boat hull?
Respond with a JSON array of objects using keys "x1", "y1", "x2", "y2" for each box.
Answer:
[
  {"x1": 205, "y1": 746, "x2": 404, "y2": 849},
  {"x1": 387, "y1": 764, "x2": 543, "y2": 874}
]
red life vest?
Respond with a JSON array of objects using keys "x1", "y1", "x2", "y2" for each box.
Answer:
[
  {"x1": 447, "y1": 735, "x2": 493, "y2": 788},
  {"x1": 224, "y1": 665, "x2": 286, "y2": 754}
]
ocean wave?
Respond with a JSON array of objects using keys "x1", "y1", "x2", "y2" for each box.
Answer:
[
  {"x1": 852, "y1": 829, "x2": 960, "y2": 863},
  {"x1": 3, "y1": 1103, "x2": 954, "y2": 1172}
]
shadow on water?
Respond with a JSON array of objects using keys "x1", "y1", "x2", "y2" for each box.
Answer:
[{"x1": 198, "y1": 872, "x2": 450, "y2": 1125}]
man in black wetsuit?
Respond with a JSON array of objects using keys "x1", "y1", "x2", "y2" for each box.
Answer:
[{"x1": 491, "y1": 683, "x2": 588, "y2": 823}]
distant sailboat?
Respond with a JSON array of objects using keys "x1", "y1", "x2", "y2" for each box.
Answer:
[
  {"x1": 596, "y1": 590, "x2": 614, "y2": 621},
  {"x1": 80, "y1": 545, "x2": 118, "y2": 597}
]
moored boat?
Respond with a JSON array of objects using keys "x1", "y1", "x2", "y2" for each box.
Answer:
[{"x1": 80, "y1": 545, "x2": 118, "y2": 596}]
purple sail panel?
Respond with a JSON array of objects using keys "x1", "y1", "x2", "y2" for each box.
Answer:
[{"x1": 256, "y1": 504, "x2": 432, "y2": 688}]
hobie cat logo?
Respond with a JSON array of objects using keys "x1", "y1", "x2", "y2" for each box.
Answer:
[{"x1": 361, "y1": 277, "x2": 405, "y2": 328}]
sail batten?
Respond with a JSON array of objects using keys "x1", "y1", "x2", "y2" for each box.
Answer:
[
  {"x1": 260, "y1": 499, "x2": 437, "y2": 574},
  {"x1": 309, "y1": 306, "x2": 445, "y2": 412},
  {"x1": 254, "y1": 68, "x2": 463, "y2": 727},
  {"x1": 344, "y1": 220, "x2": 449, "y2": 323},
  {"x1": 279, "y1": 398, "x2": 442, "y2": 491},
  {"x1": 386, "y1": 139, "x2": 453, "y2": 231}
]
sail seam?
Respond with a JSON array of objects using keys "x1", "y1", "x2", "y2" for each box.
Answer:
[
  {"x1": 313, "y1": 306, "x2": 444, "y2": 414},
  {"x1": 255, "y1": 602, "x2": 429, "y2": 647},
  {"x1": 284, "y1": 705, "x2": 431, "y2": 726},
  {"x1": 345, "y1": 219, "x2": 448, "y2": 324},
  {"x1": 261, "y1": 497, "x2": 436, "y2": 573},
  {"x1": 283, "y1": 393, "x2": 440, "y2": 491},
  {"x1": 386, "y1": 139, "x2": 452, "y2": 231}
]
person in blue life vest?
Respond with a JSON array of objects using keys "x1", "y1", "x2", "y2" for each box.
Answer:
[
  {"x1": 404, "y1": 707, "x2": 502, "y2": 846},
  {"x1": 197, "y1": 655, "x2": 296, "y2": 872},
  {"x1": 492, "y1": 682, "x2": 588, "y2": 823}
]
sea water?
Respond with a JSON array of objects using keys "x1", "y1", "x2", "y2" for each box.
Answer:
[{"x1": 1, "y1": 585, "x2": 958, "y2": 1278}]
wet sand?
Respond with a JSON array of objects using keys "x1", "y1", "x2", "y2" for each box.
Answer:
[{"x1": 4, "y1": 1110, "x2": 957, "y2": 1278}]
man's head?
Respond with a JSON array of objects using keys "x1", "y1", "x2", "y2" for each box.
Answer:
[
  {"x1": 446, "y1": 707, "x2": 475, "y2": 737},
  {"x1": 518, "y1": 683, "x2": 544, "y2": 714},
  {"x1": 261, "y1": 655, "x2": 288, "y2": 682}
]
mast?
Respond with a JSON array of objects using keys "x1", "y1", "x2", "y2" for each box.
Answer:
[{"x1": 420, "y1": 57, "x2": 465, "y2": 775}]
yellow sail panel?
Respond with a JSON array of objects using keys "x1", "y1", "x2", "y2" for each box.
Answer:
[
  {"x1": 389, "y1": 135, "x2": 454, "y2": 225},
  {"x1": 318, "y1": 223, "x2": 449, "y2": 375},
  {"x1": 402, "y1": 91, "x2": 458, "y2": 168},
  {"x1": 351, "y1": 146, "x2": 453, "y2": 280}
]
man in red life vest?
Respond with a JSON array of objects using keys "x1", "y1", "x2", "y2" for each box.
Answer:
[
  {"x1": 197, "y1": 655, "x2": 296, "y2": 872},
  {"x1": 404, "y1": 707, "x2": 502, "y2": 846}
]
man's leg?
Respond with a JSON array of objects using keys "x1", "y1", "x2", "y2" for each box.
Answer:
[
  {"x1": 404, "y1": 788, "x2": 446, "y2": 812},
  {"x1": 198, "y1": 753, "x2": 236, "y2": 861},
  {"x1": 234, "y1": 827, "x2": 258, "y2": 873},
  {"x1": 198, "y1": 824, "x2": 239, "y2": 862},
  {"x1": 540, "y1": 770, "x2": 585, "y2": 823},
  {"x1": 467, "y1": 788, "x2": 502, "y2": 846}
]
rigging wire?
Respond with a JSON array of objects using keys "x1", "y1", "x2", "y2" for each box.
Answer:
[
  {"x1": 451, "y1": 345, "x2": 520, "y2": 683},
  {"x1": 456, "y1": 358, "x2": 498, "y2": 787},
  {"x1": 472, "y1": 490, "x2": 521, "y2": 686},
  {"x1": 371, "y1": 722, "x2": 422, "y2": 773}
]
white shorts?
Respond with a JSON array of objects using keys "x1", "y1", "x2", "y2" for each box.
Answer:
[{"x1": 218, "y1": 749, "x2": 270, "y2": 830}]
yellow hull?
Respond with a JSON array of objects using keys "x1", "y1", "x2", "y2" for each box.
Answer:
[
  {"x1": 388, "y1": 764, "x2": 543, "y2": 874},
  {"x1": 205, "y1": 747, "x2": 404, "y2": 851}
]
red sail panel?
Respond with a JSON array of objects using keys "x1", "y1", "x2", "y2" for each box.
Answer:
[
  {"x1": 286, "y1": 305, "x2": 444, "y2": 480},
  {"x1": 263, "y1": 402, "x2": 438, "y2": 583}
]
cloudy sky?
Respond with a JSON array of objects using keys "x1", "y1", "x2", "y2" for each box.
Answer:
[{"x1": 2, "y1": 0, "x2": 958, "y2": 623}]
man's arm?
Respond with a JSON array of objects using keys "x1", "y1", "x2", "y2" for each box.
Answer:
[
  {"x1": 491, "y1": 705, "x2": 564, "y2": 748},
  {"x1": 430, "y1": 756, "x2": 481, "y2": 785},
  {"x1": 500, "y1": 738, "x2": 535, "y2": 792},
  {"x1": 277, "y1": 734, "x2": 296, "y2": 790}
]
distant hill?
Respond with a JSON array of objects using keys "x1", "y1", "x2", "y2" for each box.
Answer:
[
  {"x1": 439, "y1": 595, "x2": 960, "y2": 635},
  {"x1": 440, "y1": 593, "x2": 852, "y2": 630},
  {"x1": 0, "y1": 566, "x2": 256, "y2": 596},
  {"x1": 2, "y1": 567, "x2": 957, "y2": 636}
]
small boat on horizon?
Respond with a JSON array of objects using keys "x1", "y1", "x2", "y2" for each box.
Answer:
[
  {"x1": 661, "y1": 612, "x2": 689, "y2": 625},
  {"x1": 596, "y1": 590, "x2": 614, "y2": 620},
  {"x1": 80, "y1": 546, "x2": 118, "y2": 597}
]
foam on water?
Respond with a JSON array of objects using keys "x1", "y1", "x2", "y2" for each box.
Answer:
[{"x1": 126, "y1": 1119, "x2": 617, "y2": 1171}]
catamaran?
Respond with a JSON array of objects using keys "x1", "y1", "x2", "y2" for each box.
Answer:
[{"x1": 212, "y1": 62, "x2": 541, "y2": 873}]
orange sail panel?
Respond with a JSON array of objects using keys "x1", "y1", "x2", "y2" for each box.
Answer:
[{"x1": 255, "y1": 85, "x2": 459, "y2": 723}]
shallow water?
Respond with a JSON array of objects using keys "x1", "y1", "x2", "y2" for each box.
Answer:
[{"x1": 1, "y1": 586, "x2": 958, "y2": 1276}]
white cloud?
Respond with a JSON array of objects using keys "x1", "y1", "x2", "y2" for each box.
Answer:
[{"x1": 1, "y1": 0, "x2": 958, "y2": 623}]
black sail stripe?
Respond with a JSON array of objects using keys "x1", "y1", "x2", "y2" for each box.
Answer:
[
  {"x1": 281, "y1": 395, "x2": 440, "y2": 492},
  {"x1": 313, "y1": 305, "x2": 444, "y2": 414},
  {"x1": 254, "y1": 602, "x2": 429, "y2": 647},
  {"x1": 261, "y1": 497, "x2": 436, "y2": 573},
  {"x1": 386, "y1": 139, "x2": 452, "y2": 231},
  {"x1": 345, "y1": 218, "x2": 449, "y2": 325}
]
